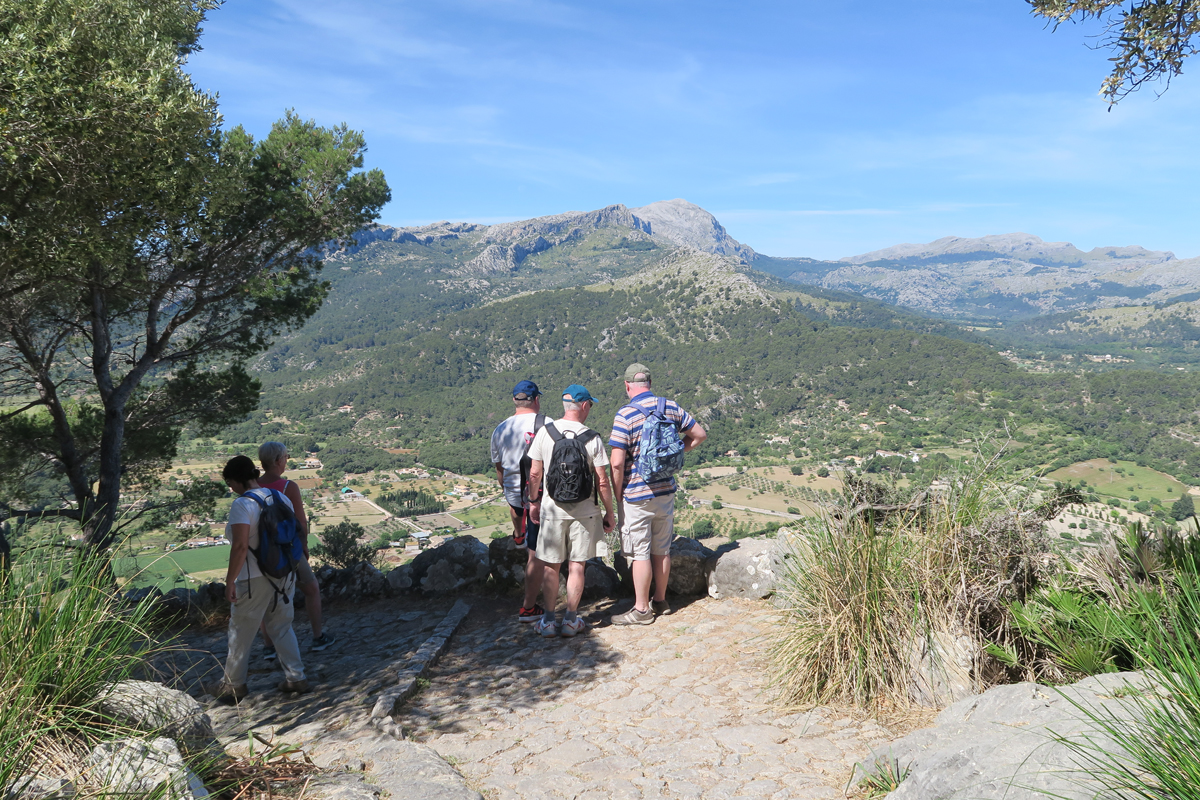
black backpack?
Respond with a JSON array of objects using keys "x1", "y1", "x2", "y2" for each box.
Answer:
[
  {"x1": 544, "y1": 423, "x2": 600, "y2": 504},
  {"x1": 517, "y1": 414, "x2": 547, "y2": 505}
]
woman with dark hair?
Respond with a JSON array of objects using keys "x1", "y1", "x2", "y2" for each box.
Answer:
[{"x1": 205, "y1": 455, "x2": 309, "y2": 700}]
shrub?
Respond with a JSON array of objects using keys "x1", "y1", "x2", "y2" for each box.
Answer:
[
  {"x1": 790, "y1": 465, "x2": 804, "y2": 476},
  {"x1": 312, "y1": 522, "x2": 378, "y2": 568},
  {"x1": 816, "y1": 467, "x2": 830, "y2": 478},
  {"x1": 787, "y1": 507, "x2": 800, "y2": 515},
  {"x1": 710, "y1": 500, "x2": 723, "y2": 510}
]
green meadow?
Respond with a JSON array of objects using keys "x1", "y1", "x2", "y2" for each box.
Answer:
[
  {"x1": 117, "y1": 535, "x2": 322, "y2": 591},
  {"x1": 1046, "y1": 458, "x2": 1190, "y2": 503}
]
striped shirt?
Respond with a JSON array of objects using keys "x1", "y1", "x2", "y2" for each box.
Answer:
[{"x1": 609, "y1": 392, "x2": 696, "y2": 503}]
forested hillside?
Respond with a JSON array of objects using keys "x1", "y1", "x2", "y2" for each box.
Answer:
[{"x1": 214, "y1": 219, "x2": 1200, "y2": 485}]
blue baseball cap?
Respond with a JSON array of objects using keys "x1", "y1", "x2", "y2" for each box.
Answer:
[
  {"x1": 512, "y1": 380, "x2": 541, "y2": 399},
  {"x1": 563, "y1": 384, "x2": 597, "y2": 404}
]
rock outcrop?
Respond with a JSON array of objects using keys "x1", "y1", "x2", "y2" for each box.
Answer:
[
  {"x1": 326, "y1": 222, "x2": 486, "y2": 260},
  {"x1": 854, "y1": 672, "x2": 1160, "y2": 799},
  {"x1": 582, "y1": 557, "x2": 621, "y2": 599},
  {"x1": 457, "y1": 205, "x2": 649, "y2": 276}
]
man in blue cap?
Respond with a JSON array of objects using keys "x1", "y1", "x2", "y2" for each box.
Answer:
[
  {"x1": 526, "y1": 384, "x2": 615, "y2": 637},
  {"x1": 490, "y1": 379, "x2": 550, "y2": 622}
]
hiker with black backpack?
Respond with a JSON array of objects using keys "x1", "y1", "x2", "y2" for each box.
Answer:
[
  {"x1": 526, "y1": 384, "x2": 615, "y2": 638},
  {"x1": 205, "y1": 455, "x2": 309, "y2": 701},
  {"x1": 608, "y1": 363, "x2": 707, "y2": 626},
  {"x1": 489, "y1": 380, "x2": 551, "y2": 623}
]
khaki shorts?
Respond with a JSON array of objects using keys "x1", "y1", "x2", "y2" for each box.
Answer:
[
  {"x1": 620, "y1": 494, "x2": 675, "y2": 560},
  {"x1": 295, "y1": 556, "x2": 317, "y2": 589},
  {"x1": 535, "y1": 515, "x2": 602, "y2": 564}
]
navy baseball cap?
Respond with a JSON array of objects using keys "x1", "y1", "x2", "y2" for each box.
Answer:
[
  {"x1": 513, "y1": 380, "x2": 541, "y2": 400},
  {"x1": 563, "y1": 384, "x2": 597, "y2": 404}
]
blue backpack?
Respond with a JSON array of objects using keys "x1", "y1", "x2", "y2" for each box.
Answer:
[
  {"x1": 245, "y1": 489, "x2": 303, "y2": 580},
  {"x1": 635, "y1": 397, "x2": 686, "y2": 483}
]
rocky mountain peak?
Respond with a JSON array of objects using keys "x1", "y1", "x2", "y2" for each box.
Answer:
[{"x1": 630, "y1": 199, "x2": 757, "y2": 263}]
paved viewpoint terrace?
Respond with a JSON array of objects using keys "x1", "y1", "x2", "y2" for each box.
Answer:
[{"x1": 169, "y1": 595, "x2": 901, "y2": 800}]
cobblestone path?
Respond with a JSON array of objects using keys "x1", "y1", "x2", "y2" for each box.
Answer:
[
  {"x1": 399, "y1": 597, "x2": 896, "y2": 800},
  {"x1": 169, "y1": 595, "x2": 901, "y2": 799}
]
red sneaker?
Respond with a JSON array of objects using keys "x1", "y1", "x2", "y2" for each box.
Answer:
[{"x1": 517, "y1": 604, "x2": 544, "y2": 623}]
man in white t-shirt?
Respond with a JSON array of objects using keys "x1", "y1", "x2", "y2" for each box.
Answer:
[
  {"x1": 526, "y1": 384, "x2": 615, "y2": 638},
  {"x1": 490, "y1": 379, "x2": 550, "y2": 623}
]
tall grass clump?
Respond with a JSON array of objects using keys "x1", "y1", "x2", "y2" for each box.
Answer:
[
  {"x1": 0, "y1": 543, "x2": 161, "y2": 789},
  {"x1": 770, "y1": 450, "x2": 1059, "y2": 709},
  {"x1": 1051, "y1": 562, "x2": 1200, "y2": 799}
]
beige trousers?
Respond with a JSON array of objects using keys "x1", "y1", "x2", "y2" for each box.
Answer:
[{"x1": 224, "y1": 574, "x2": 305, "y2": 685}]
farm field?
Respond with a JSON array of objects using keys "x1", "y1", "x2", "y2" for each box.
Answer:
[
  {"x1": 116, "y1": 534, "x2": 321, "y2": 591},
  {"x1": 684, "y1": 466, "x2": 841, "y2": 516},
  {"x1": 1046, "y1": 459, "x2": 1189, "y2": 503},
  {"x1": 456, "y1": 502, "x2": 510, "y2": 528}
]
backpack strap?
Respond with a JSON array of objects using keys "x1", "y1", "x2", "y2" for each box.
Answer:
[
  {"x1": 244, "y1": 489, "x2": 268, "y2": 511},
  {"x1": 577, "y1": 430, "x2": 601, "y2": 503},
  {"x1": 545, "y1": 421, "x2": 563, "y2": 442},
  {"x1": 518, "y1": 414, "x2": 548, "y2": 505}
]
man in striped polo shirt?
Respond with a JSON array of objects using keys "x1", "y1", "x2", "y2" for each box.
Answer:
[{"x1": 608, "y1": 363, "x2": 707, "y2": 625}]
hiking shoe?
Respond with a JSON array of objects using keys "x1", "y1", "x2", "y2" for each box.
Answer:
[
  {"x1": 204, "y1": 681, "x2": 248, "y2": 701},
  {"x1": 517, "y1": 604, "x2": 545, "y2": 623},
  {"x1": 310, "y1": 633, "x2": 335, "y2": 652},
  {"x1": 263, "y1": 645, "x2": 277, "y2": 661},
  {"x1": 560, "y1": 616, "x2": 587, "y2": 638},
  {"x1": 652, "y1": 599, "x2": 673, "y2": 617},
  {"x1": 609, "y1": 606, "x2": 654, "y2": 626},
  {"x1": 278, "y1": 678, "x2": 311, "y2": 694},
  {"x1": 534, "y1": 617, "x2": 559, "y2": 637}
]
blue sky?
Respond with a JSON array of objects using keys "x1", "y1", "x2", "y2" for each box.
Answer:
[{"x1": 188, "y1": 1, "x2": 1200, "y2": 260}]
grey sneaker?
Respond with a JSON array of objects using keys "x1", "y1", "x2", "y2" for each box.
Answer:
[
  {"x1": 610, "y1": 606, "x2": 654, "y2": 626},
  {"x1": 310, "y1": 633, "x2": 335, "y2": 652},
  {"x1": 651, "y1": 599, "x2": 672, "y2": 616}
]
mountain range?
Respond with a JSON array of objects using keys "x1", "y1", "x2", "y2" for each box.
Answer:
[
  {"x1": 219, "y1": 198, "x2": 1200, "y2": 485},
  {"x1": 340, "y1": 198, "x2": 1200, "y2": 326}
]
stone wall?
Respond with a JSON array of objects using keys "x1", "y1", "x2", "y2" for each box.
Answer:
[{"x1": 136, "y1": 534, "x2": 792, "y2": 614}]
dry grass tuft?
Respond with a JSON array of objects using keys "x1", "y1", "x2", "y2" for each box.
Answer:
[
  {"x1": 769, "y1": 449, "x2": 1055, "y2": 710},
  {"x1": 209, "y1": 733, "x2": 321, "y2": 800}
]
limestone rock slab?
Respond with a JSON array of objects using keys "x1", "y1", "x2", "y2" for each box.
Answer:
[
  {"x1": 707, "y1": 537, "x2": 778, "y2": 600},
  {"x1": 856, "y1": 672, "x2": 1160, "y2": 799},
  {"x1": 95, "y1": 681, "x2": 217, "y2": 757}
]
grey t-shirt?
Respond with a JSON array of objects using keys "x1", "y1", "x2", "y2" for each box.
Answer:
[{"x1": 490, "y1": 412, "x2": 550, "y2": 508}]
